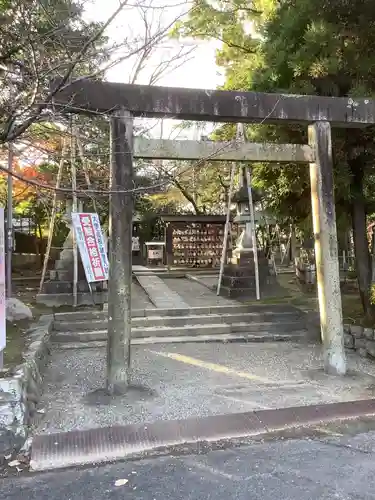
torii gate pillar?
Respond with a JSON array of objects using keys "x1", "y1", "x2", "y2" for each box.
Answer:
[{"x1": 309, "y1": 121, "x2": 346, "y2": 375}]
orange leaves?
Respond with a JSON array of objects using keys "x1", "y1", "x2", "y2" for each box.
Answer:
[{"x1": 0, "y1": 158, "x2": 51, "y2": 202}]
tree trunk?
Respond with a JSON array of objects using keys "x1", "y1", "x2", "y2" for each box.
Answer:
[
  {"x1": 172, "y1": 178, "x2": 202, "y2": 214},
  {"x1": 349, "y1": 160, "x2": 375, "y2": 319}
]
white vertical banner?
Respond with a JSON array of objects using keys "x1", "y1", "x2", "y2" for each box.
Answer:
[
  {"x1": 71, "y1": 213, "x2": 109, "y2": 283},
  {"x1": 0, "y1": 208, "x2": 6, "y2": 352}
]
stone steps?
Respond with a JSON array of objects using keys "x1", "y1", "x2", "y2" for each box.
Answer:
[
  {"x1": 50, "y1": 303, "x2": 308, "y2": 346},
  {"x1": 51, "y1": 320, "x2": 306, "y2": 343},
  {"x1": 55, "y1": 332, "x2": 307, "y2": 350},
  {"x1": 52, "y1": 311, "x2": 302, "y2": 333},
  {"x1": 53, "y1": 303, "x2": 302, "y2": 321}
]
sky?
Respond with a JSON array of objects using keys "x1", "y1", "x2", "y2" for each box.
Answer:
[
  {"x1": 83, "y1": 0, "x2": 224, "y2": 138},
  {"x1": 84, "y1": 0, "x2": 223, "y2": 88}
]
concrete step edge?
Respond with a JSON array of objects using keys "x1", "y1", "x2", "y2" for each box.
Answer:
[
  {"x1": 52, "y1": 325, "x2": 308, "y2": 342},
  {"x1": 116, "y1": 320, "x2": 305, "y2": 332},
  {"x1": 53, "y1": 304, "x2": 303, "y2": 321},
  {"x1": 52, "y1": 321, "x2": 306, "y2": 335},
  {"x1": 53, "y1": 311, "x2": 303, "y2": 328},
  {"x1": 31, "y1": 398, "x2": 375, "y2": 472},
  {"x1": 55, "y1": 332, "x2": 307, "y2": 349}
]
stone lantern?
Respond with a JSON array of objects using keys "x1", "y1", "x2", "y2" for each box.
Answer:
[
  {"x1": 231, "y1": 185, "x2": 259, "y2": 264},
  {"x1": 218, "y1": 172, "x2": 275, "y2": 298},
  {"x1": 54, "y1": 195, "x2": 84, "y2": 273}
]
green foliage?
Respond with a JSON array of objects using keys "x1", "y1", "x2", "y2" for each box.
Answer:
[
  {"x1": 175, "y1": 0, "x2": 375, "y2": 315},
  {"x1": 176, "y1": 0, "x2": 375, "y2": 228},
  {"x1": 148, "y1": 159, "x2": 233, "y2": 215}
]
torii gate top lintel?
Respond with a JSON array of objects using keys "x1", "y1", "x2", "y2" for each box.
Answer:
[{"x1": 53, "y1": 78, "x2": 375, "y2": 127}]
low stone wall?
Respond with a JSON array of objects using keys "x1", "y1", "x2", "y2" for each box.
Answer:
[
  {"x1": 0, "y1": 315, "x2": 53, "y2": 457},
  {"x1": 344, "y1": 324, "x2": 375, "y2": 358}
]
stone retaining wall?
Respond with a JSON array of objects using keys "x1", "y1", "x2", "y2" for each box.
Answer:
[
  {"x1": 344, "y1": 324, "x2": 375, "y2": 358},
  {"x1": 0, "y1": 315, "x2": 53, "y2": 456}
]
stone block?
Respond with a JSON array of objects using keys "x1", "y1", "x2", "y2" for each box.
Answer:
[
  {"x1": 343, "y1": 324, "x2": 351, "y2": 334},
  {"x1": 366, "y1": 340, "x2": 375, "y2": 358},
  {"x1": 219, "y1": 286, "x2": 258, "y2": 299},
  {"x1": 364, "y1": 328, "x2": 374, "y2": 340},
  {"x1": 41, "y1": 280, "x2": 91, "y2": 294},
  {"x1": 6, "y1": 298, "x2": 33, "y2": 322},
  {"x1": 354, "y1": 337, "x2": 366, "y2": 350},
  {"x1": 344, "y1": 333, "x2": 355, "y2": 349},
  {"x1": 350, "y1": 325, "x2": 364, "y2": 338},
  {"x1": 0, "y1": 315, "x2": 53, "y2": 458},
  {"x1": 359, "y1": 347, "x2": 368, "y2": 358},
  {"x1": 0, "y1": 429, "x2": 24, "y2": 456}
]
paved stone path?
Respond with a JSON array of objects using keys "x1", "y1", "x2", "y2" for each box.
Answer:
[
  {"x1": 131, "y1": 282, "x2": 155, "y2": 309},
  {"x1": 134, "y1": 273, "x2": 189, "y2": 309},
  {"x1": 158, "y1": 277, "x2": 237, "y2": 307}
]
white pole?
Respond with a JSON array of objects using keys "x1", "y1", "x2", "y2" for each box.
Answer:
[
  {"x1": 39, "y1": 141, "x2": 66, "y2": 294},
  {"x1": 0, "y1": 208, "x2": 5, "y2": 369},
  {"x1": 70, "y1": 121, "x2": 78, "y2": 308},
  {"x1": 6, "y1": 145, "x2": 13, "y2": 298},
  {"x1": 217, "y1": 163, "x2": 236, "y2": 295},
  {"x1": 245, "y1": 167, "x2": 260, "y2": 300}
]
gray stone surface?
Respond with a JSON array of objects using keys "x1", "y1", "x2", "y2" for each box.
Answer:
[
  {"x1": 54, "y1": 78, "x2": 375, "y2": 127},
  {"x1": 6, "y1": 298, "x2": 32, "y2": 322},
  {"x1": 0, "y1": 315, "x2": 53, "y2": 456},
  {"x1": 32, "y1": 341, "x2": 375, "y2": 436},
  {"x1": 364, "y1": 327, "x2": 374, "y2": 340},
  {"x1": 131, "y1": 281, "x2": 155, "y2": 309},
  {"x1": 359, "y1": 347, "x2": 368, "y2": 358},
  {"x1": 350, "y1": 324, "x2": 364, "y2": 338},
  {"x1": 354, "y1": 337, "x2": 367, "y2": 350},
  {"x1": 367, "y1": 340, "x2": 375, "y2": 358},
  {"x1": 6, "y1": 430, "x2": 375, "y2": 498},
  {"x1": 36, "y1": 292, "x2": 107, "y2": 307},
  {"x1": 344, "y1": 332, "x2": 354, "y2": 348},
  {"x1": 342, "y1": 324, "x2": 375, "y2": 361},
  {"x1": 134, "y1": 137, "x2": 314, "y2": 163},
  {"x1": 135, "y1": 274, "x2": 189, "y2": 309},
  {"x1": 160, "y1": 278, "x2": 237, "y2": 307}
]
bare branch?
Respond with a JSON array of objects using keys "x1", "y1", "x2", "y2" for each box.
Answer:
[{"x1": 2, "y1": 0, "x2": 129, "y2": 143}]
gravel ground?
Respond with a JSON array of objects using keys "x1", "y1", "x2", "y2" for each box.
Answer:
[{"x1": 32, "y1": 341, "x2": 375, "y2": 435}]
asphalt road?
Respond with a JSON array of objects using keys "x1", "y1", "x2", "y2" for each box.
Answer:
[{"x1": 3, "y1": 428, "x2": 375, "y2": 499}]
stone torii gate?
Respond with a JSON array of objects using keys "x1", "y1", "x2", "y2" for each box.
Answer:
[{"x1": 53, "y1": 79, "x2": 375, "y2": 391}]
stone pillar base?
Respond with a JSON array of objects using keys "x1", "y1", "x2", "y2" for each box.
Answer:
[{"x1": 219, "y1": 250, "x2": 276, "y2": 298}]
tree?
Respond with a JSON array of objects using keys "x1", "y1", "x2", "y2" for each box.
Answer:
[
  {"x1": 148, "y1": 158, "x2": 233, "y2": 214},
  {"x1": 174, "y1": 0, "x2": 375, "y2": 318},
  {"x1": 1, "y1": 0, "x2": 193, "y2": 145},
  {"x1": 0, "y1": 0, "x2": 130, "y2": 144}
]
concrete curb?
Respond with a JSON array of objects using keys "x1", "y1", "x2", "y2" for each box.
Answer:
[
  {"x1": 55, "y1": 303, "x2": 305, "y2": 320},
  {"x1": 0, "y1": 315, "x2": 53, "y2": 458},
  {"x1": 344, "y1": 323, "x2": 375, "y2": 359},
  {"x1": 30, "y1": 398, "x2": 375, "y2": 472},
  {"x1": 186, "y1": 273, "x2": 215, "y2": 290},
  {"x1": 54, "y1": 331, "x2": 307, "y2": 350},
  {"x1": 52, "y1": 326, "x2": 306, "y2": 344}
]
